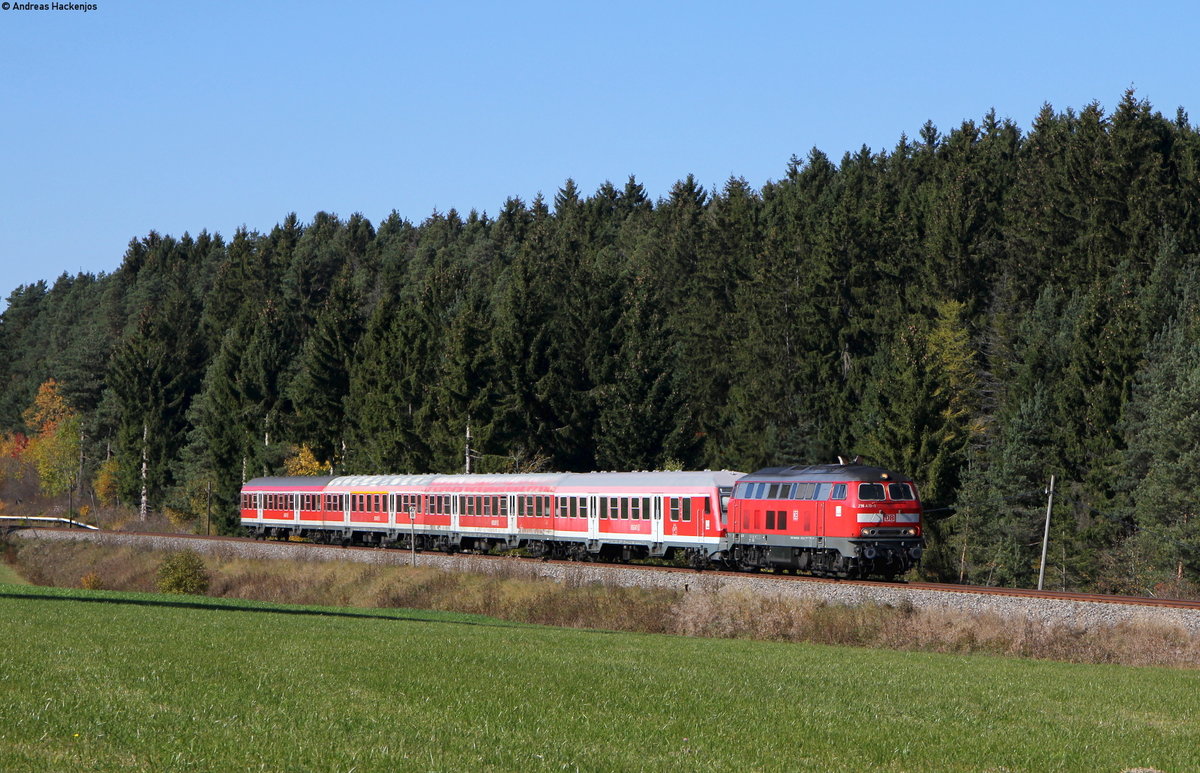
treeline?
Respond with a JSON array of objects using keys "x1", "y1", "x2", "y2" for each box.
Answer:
[{"x1": 3, "y1": 91, "x2": 1199, "y2": 594}]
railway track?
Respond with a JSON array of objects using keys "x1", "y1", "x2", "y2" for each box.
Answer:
[{"x1": 15, "y1": 526, "x2": 1200, "y2": 616}]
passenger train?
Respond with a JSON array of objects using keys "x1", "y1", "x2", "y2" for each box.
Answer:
[{"x1": 240, "y1": 462, "x2": 924, "y2": 578}]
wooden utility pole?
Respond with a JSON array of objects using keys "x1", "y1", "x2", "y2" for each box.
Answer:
[{"x1": 1037, "y1": 475, "x2": 1055, "y2": 591}]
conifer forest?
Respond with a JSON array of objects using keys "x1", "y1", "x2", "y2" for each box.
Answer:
[{"x1": 3, "y1": 92, "x2": 1200, "y2": 594}]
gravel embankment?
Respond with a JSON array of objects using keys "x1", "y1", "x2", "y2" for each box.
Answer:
[{"x1": 16, "y1": 528, "x2": 1200, "y2": 634}]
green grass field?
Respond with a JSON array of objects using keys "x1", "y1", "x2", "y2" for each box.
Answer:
[
  {"x1": 0, "y1": 583, "x2": 1196, "y2": 772},
  {"x1": 0, "y1": 561, "x2": 27, "y2": 585}
]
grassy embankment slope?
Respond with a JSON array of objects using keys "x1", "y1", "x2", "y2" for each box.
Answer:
[
  {"x1": 0, "y1": 561, "x2": 26, "y2": 584},
  {"x1": 0, "y1": 583, "x2": 1196, "y2": 772}
]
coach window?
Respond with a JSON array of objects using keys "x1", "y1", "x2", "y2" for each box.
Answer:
[
  {"x1": 889, "y1": 483, "x2": 915, "y2": 500},
  {"x1": 859, "y1": 483, "x2": 886, "y2": 501},
  {"x1": 681, "y1": 498, "x2": 692, "y2": 522},
  {"x1": 669, "y1": 498, "x2": 679, "y2": 522}
]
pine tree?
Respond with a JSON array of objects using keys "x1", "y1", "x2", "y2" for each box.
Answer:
[{"x1": 289, "y1": 268, "x2": 363, "y2": 469}]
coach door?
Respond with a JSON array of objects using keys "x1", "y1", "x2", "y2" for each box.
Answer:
[
  {"x1": 587, "y1": 495, "x2": 600, "y2": 542},
  {"x1": 650, "y1": 496, "x2": 664, "y2": 544}
]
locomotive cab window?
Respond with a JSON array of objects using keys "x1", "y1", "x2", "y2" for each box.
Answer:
[
  {"x1": 888, "y1": 483, "x2": 915, "y2": 500},
  {"x1": 858, "y1": 483, "x2": 886, "y2": 501}
]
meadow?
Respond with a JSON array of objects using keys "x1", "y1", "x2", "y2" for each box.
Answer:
[{"x1": 1, "y1": 582, "x2": 1197, "y2": 772}]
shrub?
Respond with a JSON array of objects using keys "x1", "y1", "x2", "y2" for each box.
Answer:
[
  {"x1": 79, "y1": 571, "x2": 102, "y2": 590},
  {"x1": 156, "y1": 550, "x2": 210, "y2": 595}
]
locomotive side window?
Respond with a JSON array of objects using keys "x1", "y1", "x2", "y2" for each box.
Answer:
[
  {"x1": 831, "y1": 484, "x2": 847, "y2": 500},
  {"x1": 815, "y1": 483, "x2": 830, "y2": 500},
  {"x1": 859, "y1": 483, "x2": 886, "y2": 500},
  {"x1": 888, "y1": 483, "x2": 915, "y2": 500}
]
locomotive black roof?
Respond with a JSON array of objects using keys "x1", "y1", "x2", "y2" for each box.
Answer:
[{"x1": 744, "y1": 464, "x2": 912, "y2": 483}]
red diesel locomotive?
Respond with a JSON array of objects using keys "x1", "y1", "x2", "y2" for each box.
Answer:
[
  {"x1": 240, "y1": 462, "x2": 924, "y2": 578},
  {"x1": 726, "y1": 463, "x2": 924, "y2": 578}
]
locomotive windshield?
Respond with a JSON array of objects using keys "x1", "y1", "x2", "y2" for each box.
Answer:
[
  {"x1": 858, "y1": 483, "x2": 886, "y2": 500},
  {"x1": 888, "y1": 483, "x2": 915, "y2": 500}
]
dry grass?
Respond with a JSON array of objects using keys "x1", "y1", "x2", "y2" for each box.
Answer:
[{"x1": 7, "y1": 538, "x2": 1200, "y2": 668}]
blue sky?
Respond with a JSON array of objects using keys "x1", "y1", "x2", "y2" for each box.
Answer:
[{"x1": 1, "y1": 1, "x2": 1195, "y2": 305}]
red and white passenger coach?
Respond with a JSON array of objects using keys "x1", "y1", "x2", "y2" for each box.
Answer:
[{"x1": 242, "y1": 471, "x2": 739, "y2": 564}]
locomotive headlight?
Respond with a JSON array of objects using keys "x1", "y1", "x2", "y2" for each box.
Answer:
[{"x1": 903, "y1": 528, "x2": 917, "y2": 536}]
